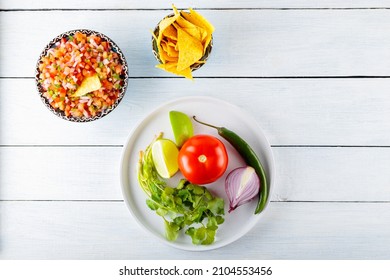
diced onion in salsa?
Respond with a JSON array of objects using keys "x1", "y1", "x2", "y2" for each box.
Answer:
[{"x1": 38, "y1": 32, "x2": 125, "y2": 118}]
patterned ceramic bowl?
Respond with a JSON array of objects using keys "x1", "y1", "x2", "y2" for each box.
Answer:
[
  {"x1": 151, "y1": 14, "x2": 213, "y2": 72},
  {"x1": 35, "y1": 29, "x2": 128, "y2": 122}
]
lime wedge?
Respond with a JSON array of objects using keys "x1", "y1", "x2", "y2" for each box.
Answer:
[
  {"x1": 73, "y1": 74, "x2": 101, "y2": 97},
  {"x1": 151, "y1": 138, "x2": 179, "y2": 178},
  {"x1": 169, "y1": 111, "x2": 194, "y2": 147}
]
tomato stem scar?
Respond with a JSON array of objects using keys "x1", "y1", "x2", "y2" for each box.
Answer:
[{"x1": 198, "y1": 155, "x2": 207, "y2": 163}]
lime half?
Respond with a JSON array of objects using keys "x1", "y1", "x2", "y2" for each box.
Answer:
[
  {"x1": 151, "y1": 138, "x2": 179, "y2": 178},
  {"x1": 169, "y1": 111, "x2": 194, "y2": 147}
]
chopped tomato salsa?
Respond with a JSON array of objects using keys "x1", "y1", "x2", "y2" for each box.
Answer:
[{"x1": 38, "y1": 32, "x2": 126, "y2": 119}]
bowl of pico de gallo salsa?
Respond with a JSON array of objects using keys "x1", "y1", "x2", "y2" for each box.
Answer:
[{"x1": 35, "y1": 29, "x2": 128, "y2": 122}]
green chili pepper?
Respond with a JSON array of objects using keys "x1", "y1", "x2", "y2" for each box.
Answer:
[{"x1": 193, "y1": 116, "x2": 268, "y2": 214}]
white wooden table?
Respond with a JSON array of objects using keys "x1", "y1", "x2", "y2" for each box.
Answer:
[{"x1": 1, "y1": 0, "x2": 390, "y2": 260}]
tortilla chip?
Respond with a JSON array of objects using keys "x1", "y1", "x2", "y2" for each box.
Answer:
[
  {"x1": 156, "y1": 63, "x2": 193, "y2": 80},
  {"x1": 177, "y1": 28, "x2": 204, "y2": 71},
  {"x1": 157, "y1": 62, "x2": 177, "y2": 70},
  {"x1": 183, "y1": 27, "x2": 205, "y2": 42},
  {"x1": 158, "y1": 15, "x2": 179, "y2": 34},
  {"x1": 166, "y1": 44, "x2": 179, "y2": 57},
  {"x1": 160, "y1": 40, "x2": 168, "y2": 52},
  {"x1": 157, "y1": 14, "x2": 179, "y2": 62},
  {"x1": 181, "y1": 9, "x2": 214, "y2": 50},
  {"x1": 159, "y1": 49, "x2": 178, "y2": 62},
  {"x1": 176, "y1": 13, "x2": 199, "y2": 29},
  {"x1": 172, "y1": 4, "x2": 180, "y2": 16},
  {"x1": 160, "y1": 39, "x2": 179, "y2": 59},
  {"x1": 175, "y1": 14, "x2": 206, "y2": 42},
  {"x1": 182, "y1": 9, "x2": 215, "y2": 34},
  {"x1": 73, "y1": 74, "x2": 101, "y2": 97},
  {"x1": 162, "y1": 24, "x2": 177, "y2": 40},
  {"x1": 167, "y1": 40, "x2": 177, "y2": 48}
]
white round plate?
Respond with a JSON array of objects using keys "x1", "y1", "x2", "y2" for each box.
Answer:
[{"x1": 120, "y1": 96, "x2": 275, "y2": 251}]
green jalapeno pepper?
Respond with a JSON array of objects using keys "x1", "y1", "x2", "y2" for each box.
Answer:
[{"x1": 193, "y1": 116, "x2": 268, "y2": 214}]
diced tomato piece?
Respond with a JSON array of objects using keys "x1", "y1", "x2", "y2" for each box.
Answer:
[{"x1": 115, "y1": 65, "x2": 122, "y2": 74}]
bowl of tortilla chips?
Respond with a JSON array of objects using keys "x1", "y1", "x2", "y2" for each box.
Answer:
[{"x1": 152, "y1": 5, "x2": 214, "y2": 80}]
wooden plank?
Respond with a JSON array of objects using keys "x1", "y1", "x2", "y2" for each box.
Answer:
[
  {"x1": 2, "y1": 10, "x2": 390, "y2": 77},
  {"x1": 1, "y1": 146, "x2": 390, "y2": 202},
  {"x1": 273, "y1": 147, "x2": 390, "y2": 202},
  {"x1": 2, "y1": 0, "x2": 390, "y2": 9},
  {"x1": 1, "y1": 78, "x2": 390, "y2": 146},
  {"x1": 1, "y1": 201, "x2": 389, "y2": 259},
  {"x1": 0, "y1": 147, "x2": 123, "y2": 200}
]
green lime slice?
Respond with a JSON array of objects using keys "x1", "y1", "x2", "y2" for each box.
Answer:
[
  {"x1": 151, "y1": 138, "x2": 179, "y2": 178},
  {"x1": 169, "y1": 111, "x2": 194, "y2": 147}
]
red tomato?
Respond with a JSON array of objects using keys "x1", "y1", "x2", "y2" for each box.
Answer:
[{"x1": 178, "y1": 134, "x2": 228, "y2": 184}]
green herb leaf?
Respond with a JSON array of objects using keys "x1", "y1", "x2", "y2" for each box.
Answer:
[
  {"x1": 137, "y1": 134, "x2": 225, "y2": 245},
  {"x1": 207, "y1": 216, "x2": 218, "y2": 231},
  {"x1": 208, "y1": 197, "x2": 225, "y2": 215},
  {"x1": 165, "y1": 220, "x2": 180, "y2": 241},
  {"x1": 146, "y1": 199, "x2": 159, "y2": 211},
  {"x1": 202, "y1": 228, "x2": 216, "y2": 245},
  {"x1": 156, "y1": 207, "x2": 168, "y2": 217}
]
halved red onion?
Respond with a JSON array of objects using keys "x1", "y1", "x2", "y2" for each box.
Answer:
[{"x1": 225, "y1": 166, "x2": 260, "y2": 213}]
